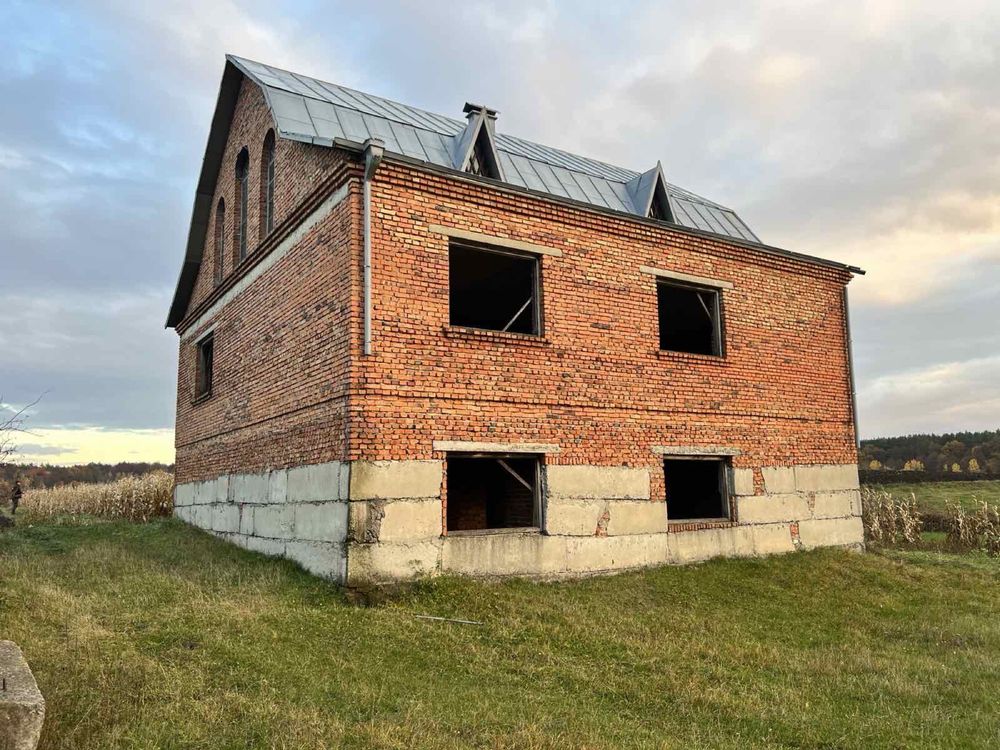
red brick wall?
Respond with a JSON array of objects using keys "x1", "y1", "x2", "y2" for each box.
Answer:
[
  {"x1": 354, "y1": 163, "x2": 858, "y2": 501},
  {"x1": 174, "y1": 79, "x2": 858, "y2": 493},
  {"x1": 174, "y1": 81, "x2": 360, "y2": 484},
  {"x1": 189, "y1": 80, "x2": 350, "y2": 313}
]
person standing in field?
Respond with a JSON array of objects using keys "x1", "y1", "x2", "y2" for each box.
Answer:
[{"x1": 10, "y1": 479, "x2": 21, "y2": 515}]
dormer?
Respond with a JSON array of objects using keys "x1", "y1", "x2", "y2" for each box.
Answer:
[{"x1": 451, "y1": 103, "x2": 505, "y2": 180}]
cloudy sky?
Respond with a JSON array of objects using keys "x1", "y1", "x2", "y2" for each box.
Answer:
[{"x1": 1, "y1": 0, "x2": 999, "y2": 464}]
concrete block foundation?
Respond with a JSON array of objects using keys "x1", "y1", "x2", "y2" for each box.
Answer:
[{"x1": 175, "y1": 460, "x2": 864, "y2": 584}]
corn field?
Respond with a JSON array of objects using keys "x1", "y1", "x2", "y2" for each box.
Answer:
[
  {"x1": 862, "y1": 485, "x2": 1000, "y2": 556},
  {"x1": 946, "y1": 499, "x2": 1000, "y2": 556},
  {"x1": 17, "y1": 471, "x2": 174, "y2": 523},
  {"x1": 861, "y1": 486, "x2": 923, "y2": 546}
]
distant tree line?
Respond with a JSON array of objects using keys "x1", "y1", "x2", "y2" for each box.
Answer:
[
  {"x1": 859, "y1": 429, "x2": 1000, "y2": 476},
  {"x1": 0, "y1": 462, "x2": 174, "y2": 490}
]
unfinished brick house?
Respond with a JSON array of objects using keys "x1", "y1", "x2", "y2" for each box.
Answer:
[{"x1": 168, "y1": 55, "x2": 865, "y2": 584}]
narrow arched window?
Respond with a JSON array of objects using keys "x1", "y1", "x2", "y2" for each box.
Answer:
[
  {"x1": 260, "y1": 130, "x2": 276, "y2": 236},
  {"x1": 214, "y1": 198, "x2": 226, "y2": 285},
  {"x1": 234, "y1": 147, "x2": 250, "y2": 263}
]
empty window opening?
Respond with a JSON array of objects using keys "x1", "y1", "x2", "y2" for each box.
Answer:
[
  {"x1": 213, "y1": 198, "x2": 225, "y2": 286},
  {"x1": 260, "y1": 130, "x2": 276, "y2": 236},
  {"x1": 449, "y1": 244, "x2": 539, "y2": 335},
  {"x1": 446, "y1": 455, "x2": 539, "y2": 532},
  {"x1": 657, "y1": 281, "x2": 721, "y2": 356},
  {"x1": 195, "y1": 334, "x2": 214, "y2": 400},
  {"x1": 663, "y1": 458, "x2": 729, "y2": 521},
  {"x1": 648, "y1": 185, "x2": 673, "y2": 222},
  {"x1": 235, "y1": 147, "x2": 250, "y2": 262}
]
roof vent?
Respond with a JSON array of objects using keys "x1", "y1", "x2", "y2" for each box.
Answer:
[{"x1": 463, "y1": 102, "x2": 499, "y2": 120}]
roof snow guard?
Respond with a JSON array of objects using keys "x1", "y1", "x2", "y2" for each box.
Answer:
[{"x1": 167, "y1": 55, "x2": 863, "y2": 328}]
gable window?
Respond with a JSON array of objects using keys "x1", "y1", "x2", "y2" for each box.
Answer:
[
  {"x1": 235, "y1": 147, "x2": 250, "y2": 263},
  {"x1": 213, "y1": 199, "x2": 225, "y2": 286},
  {"x1": 260, "y1": 130, "x2": 276, "y2": 236},
  {"x1": 664, "y1": 458, "x2": 730, "y2": 521},
  {"x1": 446, "y1": 454, "x2": 540, "y2": 532},
  {"x1": 657, "y1": 281, "x2": 722, "y2": 356},
  {"x1": 195, "y1": 333, "x2": 215, "y2": 400},
  {"x1": 449, "y1": 243, "x2": 540, "y2": 335}
]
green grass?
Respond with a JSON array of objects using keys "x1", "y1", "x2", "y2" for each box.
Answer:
[
  {"x1": 863, "y1": 479, "x2": 1000, "y2": 515},
  {"x1": 2, "y1": 520, "x2": 999, "y2": 749}
]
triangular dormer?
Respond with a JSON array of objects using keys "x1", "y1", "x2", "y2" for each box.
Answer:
[
  {"x1": 451, "y1": 103, "x2": 505, "y2": 180},
  {"x1": 626, "y1": 161, "x2": 674, "y2": 223}
]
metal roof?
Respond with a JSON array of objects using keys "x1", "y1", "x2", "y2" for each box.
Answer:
[{"x1": 228, "y1": 55, "x2": 760, "y2": 243}]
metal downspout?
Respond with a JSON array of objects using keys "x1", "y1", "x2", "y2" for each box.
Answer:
[
  {"x1": 362, "y1": 138, "x2": 384, "y2": 356},
  {"x1": 843, "y1": 286, "x2": 860, "y2": 451}
]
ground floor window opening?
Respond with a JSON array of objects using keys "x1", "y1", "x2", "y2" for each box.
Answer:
[
  {"x1": 663, "y1": 457, "x2": 730, "y2": 521},
  {"x1": 446, "y1": 454, "x2": 540, "y2": 533}
]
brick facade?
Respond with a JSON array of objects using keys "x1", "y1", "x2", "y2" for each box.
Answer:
[{"x1": 171, "y1": 73, "x2": 862, "y2": 582}]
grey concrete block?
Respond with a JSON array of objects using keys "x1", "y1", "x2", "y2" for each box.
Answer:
[
  {"x1": 0, "y1": 640, "x2": 45, "y2": 750},
  {"x1": 813, "y1": 490, "x2": 861, "y2": 519},
  {"x1": 294, "y1": 502, "x2": 349, "y2": 542},
  {"x1": 349, "y1": 460, "x2": 442, "y2": 500},
  {"x1": 737, "y1": 494, "x2": 810, "y2": 524},
  {"x1": 794, "y1": 464, "x2": 860, "y2": 492},
  {"x1": 174, "y1": 483, "x2": 194, "y2": 507},
  {"x1": 268, "y1": 469, "x2": 288, "y2": 504},
  {"x1": 287, "y1": 462, "x2": 344, "y2": 503},
  {"x1": 285, "y1": 540, "x2": 347, "y2": 581},
  {"x1": 250, "y1": 505, "x2": 295, "y2": 539},
  {"x1": 230, "y1": 472, "x2": 269, "y2": 504},
  {"x1": 242, "y1": 535, "x2": 285, "y2": 557},
  {"x1": 376, "y1": 499, "x2": 443, "y2": 542},
  {"x1": 546, "y1": 465, "x2": 650, "y2": 499},
  {"x1": 761, "y1": 466, "x2": 796, "y2": 494},
  {"x1": 732, "y1": 468, "x2": 755, "y2": 496},
  {"x1": 211, "y1": 504, "x2": 241, "y2": 534},
  {"x1": 797, "y1": 515, "x2": 864, "y2": 549}
]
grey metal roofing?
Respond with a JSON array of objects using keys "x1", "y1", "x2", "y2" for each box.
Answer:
[{"x1": 228, "y1": 55, "x2": 761, "y2": 243}]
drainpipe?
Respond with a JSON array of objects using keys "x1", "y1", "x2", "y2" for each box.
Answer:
[
  {"x1": 843, "y1": 286, "x2": 860, "y2": 451},
  {"x1": 362, "y1": 138, "x2": 384, "y2": 356}
]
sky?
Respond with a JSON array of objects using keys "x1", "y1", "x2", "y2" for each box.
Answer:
[{"x1": 1, "y1": 0, "x2": 999, "y2": 465}]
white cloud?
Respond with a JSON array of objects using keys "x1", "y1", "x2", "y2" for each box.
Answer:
[{"x1": 859, "y1": 355, "x2": 1000, "y2": 437}]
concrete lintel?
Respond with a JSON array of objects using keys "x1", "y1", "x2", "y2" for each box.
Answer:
[
  {"x1": 652, "y1": 446, "x2": 742, "y2": 457},
  {"x1": 427, "y1": 224, "x2": 563, "y2": 257},
  {"x1": 433, "y1": 440, "x2": 561, "y2": 454},
  {"x1": 639, "y1": 265, "x2": 734, "y2": 290}
]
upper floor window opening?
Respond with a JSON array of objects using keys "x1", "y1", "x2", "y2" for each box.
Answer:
[
  {"x1": 449, "y1": 243, "x2": 541, "y2": 336},
  {"x1": 260, "y1": 130, "x2": 276, "y2": 237},
  {"x1": 213, "y1": 198, "x2": 225, "y2": 286},
  {"x1": 235, "y1": 147, "x2": 250, "y2": 263}
]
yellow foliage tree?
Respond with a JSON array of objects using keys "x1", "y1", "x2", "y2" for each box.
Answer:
[
  {"x1": 952, "y1": 462, "x2": 962, "y2": 473},
  {"x1": 903, "y1": 459, "x2": 925, "y2": 471},
  {"x1": 868, "y1": 459, "x2": 883, "y2": 470},
  {"x1": 968, "y1": 458, "x2": 981, "y2": 473}
]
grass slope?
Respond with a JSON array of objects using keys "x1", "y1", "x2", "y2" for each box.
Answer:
[
  {"x1": 1, "y1": 520, "x2": 998, "y2": 749},
  {"x1": 864, "y1": 479, "x2": 1000, "y2": 514}
]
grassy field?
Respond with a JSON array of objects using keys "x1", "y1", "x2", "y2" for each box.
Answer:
[
  {"x1": 1, "y1": 520, "x2": 998, "y2": 749},
  {"x1": 862, "y1": 478, "x2": 1000, "y2": 515}
]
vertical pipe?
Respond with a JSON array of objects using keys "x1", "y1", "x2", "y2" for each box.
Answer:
[
  {"x1": 843, "y1": 286, "x2": 860, "y2": 450},
  {"x1": 361, "y1": 139, "x2": 383, "y2": 356},
  {"x1": 363, "y1": 176, "x2": 372, "y2": 355}
]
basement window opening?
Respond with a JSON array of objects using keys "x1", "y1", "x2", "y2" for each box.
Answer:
[
  {"x1": 449, "y1": 243, "x2": 540, "y2": 335},
  {"x1": 663, "y1": 458, "x2": 730, "y2": 521},
  {"x1": 446, "y1": 454, "x2": 540, "y2": 533},
  {"x1": 657, "y1": 281, "x2": 722, "y2": 356},
  {"x1": 195, "y1": 334, "x2": 214, "y2": 400}
]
